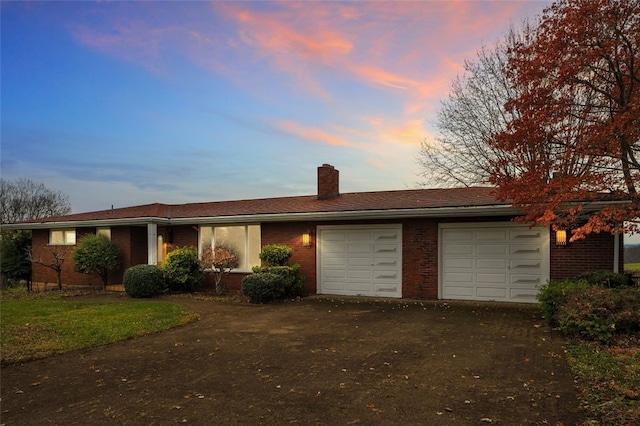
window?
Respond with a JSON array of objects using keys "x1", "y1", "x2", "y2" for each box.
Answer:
[
  {"x1": 199, "y1": 225, "x2": 260, "y2": 271},
  {"x1": 97, "y1": 227, "x2": 111, "y2": 239},
  {"x1": 50, "y1": 229, "x2": 76, "y2": 245}
]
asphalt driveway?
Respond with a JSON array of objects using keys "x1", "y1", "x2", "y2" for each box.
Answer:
[{"x1": 0, "y1": 295, "x2": 583, "y2": 425}]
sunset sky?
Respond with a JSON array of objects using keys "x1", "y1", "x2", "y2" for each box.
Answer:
[{"x1": 1, "y1": 1, "x2": 551, "y2": 213}]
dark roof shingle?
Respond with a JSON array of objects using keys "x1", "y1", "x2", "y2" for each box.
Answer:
[{"x1": 12, "y1": 186, "x2": 506, "y2": 225}]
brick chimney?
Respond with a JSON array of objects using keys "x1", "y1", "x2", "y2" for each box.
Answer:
[{"x1": 317, "y1": 164, "x2": 339, "y2": 200}]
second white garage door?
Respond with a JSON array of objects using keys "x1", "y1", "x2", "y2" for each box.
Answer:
[
  {"x1": 317, "y1": 225, "x2": 402, "y2": 298},
  {"x1": 440, "y1": 223, "x2": 549, "y2": 303}
]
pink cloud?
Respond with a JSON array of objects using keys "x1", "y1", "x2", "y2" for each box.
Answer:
[{"x1": 274, "y1": 120, "x2": 355, "y2": 148}]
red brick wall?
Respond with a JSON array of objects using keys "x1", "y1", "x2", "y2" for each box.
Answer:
[
  {"x1": 31, "y1": 229, "x2": 101, "y2": 288},
  {"x1": 261, "y1": 222, "x2": 317, "y2": 294},
  {"x1": 550, "y1": 230, "x2": 622, "y2": 279},
  {"x1": 30, "y1": 219, "x2": 623, "y2": 295},
  {"x1": 402, "y1": 219, "x2": 439, "y2": 299}
]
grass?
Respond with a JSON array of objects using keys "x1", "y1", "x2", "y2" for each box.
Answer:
[
  {"x1": 0, "y1": 290, "x2": 199, "y2": 365},
  {"x1": 624, "y1": 262, "x2": 640, "y2": 272},
  {"x1": 567, "y1": 339, "x2": 640, "y2": 425}
]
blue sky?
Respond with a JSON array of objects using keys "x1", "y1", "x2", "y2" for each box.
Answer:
[{"x1": 1, "y1": 1, "x2": 551, "y2": 213}]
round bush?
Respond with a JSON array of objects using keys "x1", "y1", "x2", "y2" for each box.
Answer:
[
  {"x1": 259, "y1": 244, "x2": 294, "y2": 266},
  {"x1": 241, "y1": 273, "x2": 285, "y2": 303},
  {"x1": 123, "y1": 264, "x2": 167, "y2": 298},
  {"x1": 163, "y1": 246, "x2": 204, "y2": 292},
  {"x1": 251, "y1": 264, "x2": 304, "y2": 297}
]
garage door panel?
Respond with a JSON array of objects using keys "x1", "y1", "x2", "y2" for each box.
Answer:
[
  {"x1": 477, "y1": 287, "x2": 507, "y2": 298},
  {"x1": 348, "y1": 230, "x2": 373, "y2": 241},
  {"x1": 510, "y1": 274, "x2": 542, "y2": 285},
  {"x1": 477, "y1": 245, "x2": 508, "y2": 255},
  {"x1": 322, "y1": 258, "x2": 346, "y2": 268},
  {"x1": 445, "y1": 272, "x2": 473, "y2": 283},
  {"x1": 373, "y1": 230, "x2": 400, "y2": 241},
  {"x1": 441, "y1": 224, "x2": 549, "y2": 303},
  {"x1": 510, "y1": 288, "x2": 538, "y2": 300},
  {"x1": 348, "y1": 269, "x2": 372, "y2": 280},
  {"x1": 319, "y1": 225, "x2": 402, "y2": 298},
  {"x1": 445, "y1": 258, "x2": 473, "y2": 268},
  {"x1": 510, "y1": 229, "x2": 543, "y2": 241},
  {"x1": 477, "y1": 273, "x2": 507, "y2": 284},
  {"x1": 374, "y1": 258, "x2": 399, "y2": 269},
  {"x1": 511, "y1": 260, "x2": 542, "y2": 269},
  {"x1": 477, "y1": 259, "x2": 507, "y2": 269},
  {"x1": 374, "y1": 244, "x2": 399, "y2": 256},
  {"x1": 322, "y1": 278, "x2": 346, "y2": 291},
  {"x1": 348, "y1": 244, "x2": 372, "y2": 254},
  {"x1": 444, "y1": 244, "x2": 474, "y2": 255},
  {"x1": 348, "y1": 257, "x2": 371, "y2": 267},
  {"x1": 444, "y1": 286, "x2": 474, "y2": 297},
  {"x1": 510, "y1": 245, "x2": 542, "y2": 258},
  {"x1": 477, "y1": 229, "x2": 508, "y2": 241},
  {"x1": 323, "y1": 268, "x2": 347, "y2": 279},
  {"x1": 323, "y1": 241, "x2": 346, "y2": 254}
]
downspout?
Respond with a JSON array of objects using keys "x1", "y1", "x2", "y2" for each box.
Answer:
[{"x1": 613, "y1": 234, "x2": 620, "y2": 273}]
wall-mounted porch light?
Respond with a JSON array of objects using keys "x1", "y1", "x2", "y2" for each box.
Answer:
[
  {"x1": 556, "y1": 229, "x2": 567, "y2": 246},
  {"x1": 302, "y1": 229, "x2": 312, "y2": 247}
]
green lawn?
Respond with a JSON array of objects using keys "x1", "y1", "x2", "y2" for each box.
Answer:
[
  {"x1": 0, "y1": 293, "x2": 198, "y2": 365},
  {"x1": 624, "y1": 263, "x2": 640, "y2": 272}
]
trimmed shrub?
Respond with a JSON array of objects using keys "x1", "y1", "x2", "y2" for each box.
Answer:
[
  {"x1": 259, "y1": 244, "x2": 294, "y2": 266},
  {"x1": 163, "y1": 246, "x2": 204, "y2": 292},
  {"x1": 575, "y1": 270, "x2": 635, "y2": 288},
  {"x1": 556, "y1": 287, "x2": 640, "y2": 342},
  {"x1": 124, "y1": 264, "x2": 167, "y2": 298},
  {"x1": 252, "y1": 264, "x2": 304, "y2": 297},
  {"x1": 241, "y1": 273, "x2": 285, "y2": 303},
  {"x1": 537, "y1": 279, "x2": 591, "y2": 325}
]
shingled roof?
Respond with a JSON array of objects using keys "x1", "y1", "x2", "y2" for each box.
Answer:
[{"x1": 7, "y1": 186, "x2": 514, "y2": 228}]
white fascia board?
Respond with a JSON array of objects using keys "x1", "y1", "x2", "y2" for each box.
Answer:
[{"x1": 0, "y1": 217, "x2": 170, "y2": 230}]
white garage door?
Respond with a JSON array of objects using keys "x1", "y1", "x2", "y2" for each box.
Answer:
[
  {"x1": 440, "y1": 223, "x2": 549, "y2": 303},
  {"x1": 318, "y1": 225, "x2": 402, "y2": 298}
]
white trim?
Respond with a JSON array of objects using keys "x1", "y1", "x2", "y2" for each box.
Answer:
[
  {"x1": 613, "y1": 234, "x2": 620, "y2": 273},
  {"x1": 147, "y1": 224, "x2": 158, "y2": 266}
]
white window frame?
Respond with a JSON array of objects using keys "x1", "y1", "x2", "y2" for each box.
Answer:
[
  {"x1": 198, "y1": 224, "x2": 261, "y2": 272},
  {"x1": 49, "y1": 229, "x2": 76, "y2": 245}
]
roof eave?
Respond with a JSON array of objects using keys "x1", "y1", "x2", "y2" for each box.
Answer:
[
  {"x1": 0, "y1": 217, "x2": 170, "y2": 230},
  {"x1": 171, "y1": 204, "x2": 520, "y2": 225}
]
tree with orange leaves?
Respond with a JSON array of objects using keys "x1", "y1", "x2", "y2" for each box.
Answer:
[{"x1": 488, "y1": 0, "x2": 639, "y2": 240}]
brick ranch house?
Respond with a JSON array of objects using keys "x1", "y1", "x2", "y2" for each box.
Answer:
[{"x1": 4, "y1": 164, "x2": 624, "y2": 303}]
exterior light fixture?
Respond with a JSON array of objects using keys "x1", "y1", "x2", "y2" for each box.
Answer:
[
  {"x1": 556, "y1": 229, "x2": 567, "y2": 246},
  {"x1": 302, "y1": 230, "x2": 312, "y2": 247}
]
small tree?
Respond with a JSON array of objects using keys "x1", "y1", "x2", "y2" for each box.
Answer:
[
  {"x1": 163, "y1": 246, "x2": 204, "y2": 292},
  {"x1": 29, "y1": 245, "x2": 70, "y2": 290},
  {"x1": 73, "y1": 234, "x2": 121, "y2": 289},
  {"x1": 201, "y1": 245, "x2": 239, "y2": 295}
]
